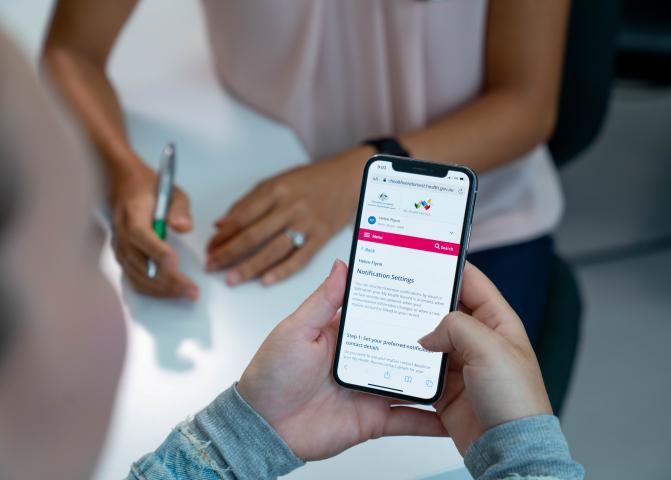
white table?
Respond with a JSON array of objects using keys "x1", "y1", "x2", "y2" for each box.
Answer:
[{"x1": 1, "y1": 1, "x2": 468, "y2": 478}]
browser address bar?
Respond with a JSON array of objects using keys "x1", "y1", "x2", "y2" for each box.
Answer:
[{"x1": 369, "y1": 174, "x2": 465, "y2": 195}]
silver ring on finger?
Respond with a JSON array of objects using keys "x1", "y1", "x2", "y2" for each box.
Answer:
[{"x1": 285, "y1": 228, "x2": 306, "y2": 249}]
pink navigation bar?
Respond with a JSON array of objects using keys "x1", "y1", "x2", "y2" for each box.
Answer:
[{"x1": 358, "y1": 228, "x2": 460, "y2": 256}]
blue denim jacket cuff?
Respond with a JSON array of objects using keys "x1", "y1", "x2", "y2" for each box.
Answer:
[
  {"x1": 193, "y1": 384, "x2": 305, "y2": 480},
  {"x1": 464, "y1": 415, "x2": 584, "y2": 480}
]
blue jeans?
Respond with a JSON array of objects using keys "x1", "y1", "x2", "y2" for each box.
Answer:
[{"x1": 467, "y1": 235, "x2": 554, "y2": 346}]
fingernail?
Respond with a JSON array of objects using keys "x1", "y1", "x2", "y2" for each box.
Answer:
[
  {"x1": 329, "y1": 259, "x2": 339, "y2": 276},
  {"x1": 184, "y1": 285, "x2": 199, "y2": 300},
  {"x1": 226, "y1": 271, "x2": 241, "y2": 286},
  {"x1": 261, "y1": 272, "x2": 276, "y2": 286}
]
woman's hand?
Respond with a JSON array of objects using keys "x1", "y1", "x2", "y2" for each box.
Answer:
[
  {"x1": 110, "y1": 164, "x2": 199, "y2": 299},
  {"x1": 419, "y1": 263, "x2": 553, "y2": 456},
  {"x1": 206, "y1": 147, "x2": 372, "y2": 286},
  {"x1": 237, "y1": 260, "x2": 447, "y2": 461}
]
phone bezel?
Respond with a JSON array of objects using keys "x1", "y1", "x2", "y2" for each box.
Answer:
[{"x1": 332, "y1": 154, "x2": 478, "y2": 404}]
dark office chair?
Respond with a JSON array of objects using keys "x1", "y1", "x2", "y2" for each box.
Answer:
[
  {"x1": 538, "y1": 0, "x2": 621, "y2": 416},
  {"x1": 616, "y1": 0, "x2": 671, "y2": 84}
]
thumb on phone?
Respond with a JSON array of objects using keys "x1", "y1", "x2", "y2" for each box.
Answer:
[
  {"x1": 167, "y1": 188, "x2": 193, "y2": 233},
  {"x1": 290, "y1": 260, "x2": 347, "y2": 336},
  {"x1": 418, "y1": 311, "x2": 502, "y2": 365}
]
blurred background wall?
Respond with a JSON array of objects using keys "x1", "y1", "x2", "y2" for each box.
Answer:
[{"x1": 1, "y1": 1, "x2": 670, "y2": 478}]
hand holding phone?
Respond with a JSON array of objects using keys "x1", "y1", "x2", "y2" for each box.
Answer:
[
  {"x1": 420, "y1": 263, "x2": 553, "y2": 455},
  {"x1": 333, "y1": 156, "x2": 477, "y2": 403},
  {"x1": 237, "y1": 260, "x2": 447, "y2": 461}
]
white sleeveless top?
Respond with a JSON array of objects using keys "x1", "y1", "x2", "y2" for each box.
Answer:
[{"x1": 200, "y1": 0, "x2": 563, "y2": 251}]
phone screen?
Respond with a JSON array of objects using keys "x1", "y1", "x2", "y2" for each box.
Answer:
[{"x1": 333, "y1": 157, "x2": 476, "y2": 403}]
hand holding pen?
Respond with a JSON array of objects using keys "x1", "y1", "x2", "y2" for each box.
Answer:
[{"x1": 109, "y1": 143, "x2": 199, "y2": 299}]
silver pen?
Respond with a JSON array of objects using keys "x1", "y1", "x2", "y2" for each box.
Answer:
[{"x1": 147, "y1": 143, "x2": 176, "y2": 278}]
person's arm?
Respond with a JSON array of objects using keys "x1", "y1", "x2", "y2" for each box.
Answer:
[
  {"x1": 42, "y1": 0, "x2": 198, "y2": 299},
  {"x1": 128, "y1": 386, "x2": 303, "y2": 480},
  {"x1": 400, "y1": 0, "x2": 571, "y2": 173},
  {"x1": 130, "y1": 397, "x2": 581, "y2": 480},
  {"x1": 463, "y1": 415, "x2": 583, "y2": 480},
  {"x1": 42, "y1": 0, "x2": 140, "y2": 180}
]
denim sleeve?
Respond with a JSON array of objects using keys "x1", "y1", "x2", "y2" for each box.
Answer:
[
  {"x1": 128, "y1": 385, "x2": 304, "y2": 480},
  {"x1": 464, "y1": 415, "x2": 584, "y2": 480}
]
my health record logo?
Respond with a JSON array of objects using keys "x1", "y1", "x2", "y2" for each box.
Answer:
[{"x1": 414, "y1": 199, "x2": 432, "y2": 211}]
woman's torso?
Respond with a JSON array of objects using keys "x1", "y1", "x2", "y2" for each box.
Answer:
[{"x1": 200, "y1": 0, "x2": 563, "y2": 250}]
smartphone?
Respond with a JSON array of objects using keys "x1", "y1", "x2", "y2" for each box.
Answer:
[{"x1": 333, "y1": 155, "x2": 477, "y2": 404}]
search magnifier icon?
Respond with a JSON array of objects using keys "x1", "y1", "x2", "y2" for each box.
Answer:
[{"x1": 434, "y1": 242, "x2": 441, "y2": 249}]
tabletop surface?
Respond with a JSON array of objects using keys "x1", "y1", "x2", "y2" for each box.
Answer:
[{"x1": 1, "y1": 1, "x2": 467, "y2": 478}]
